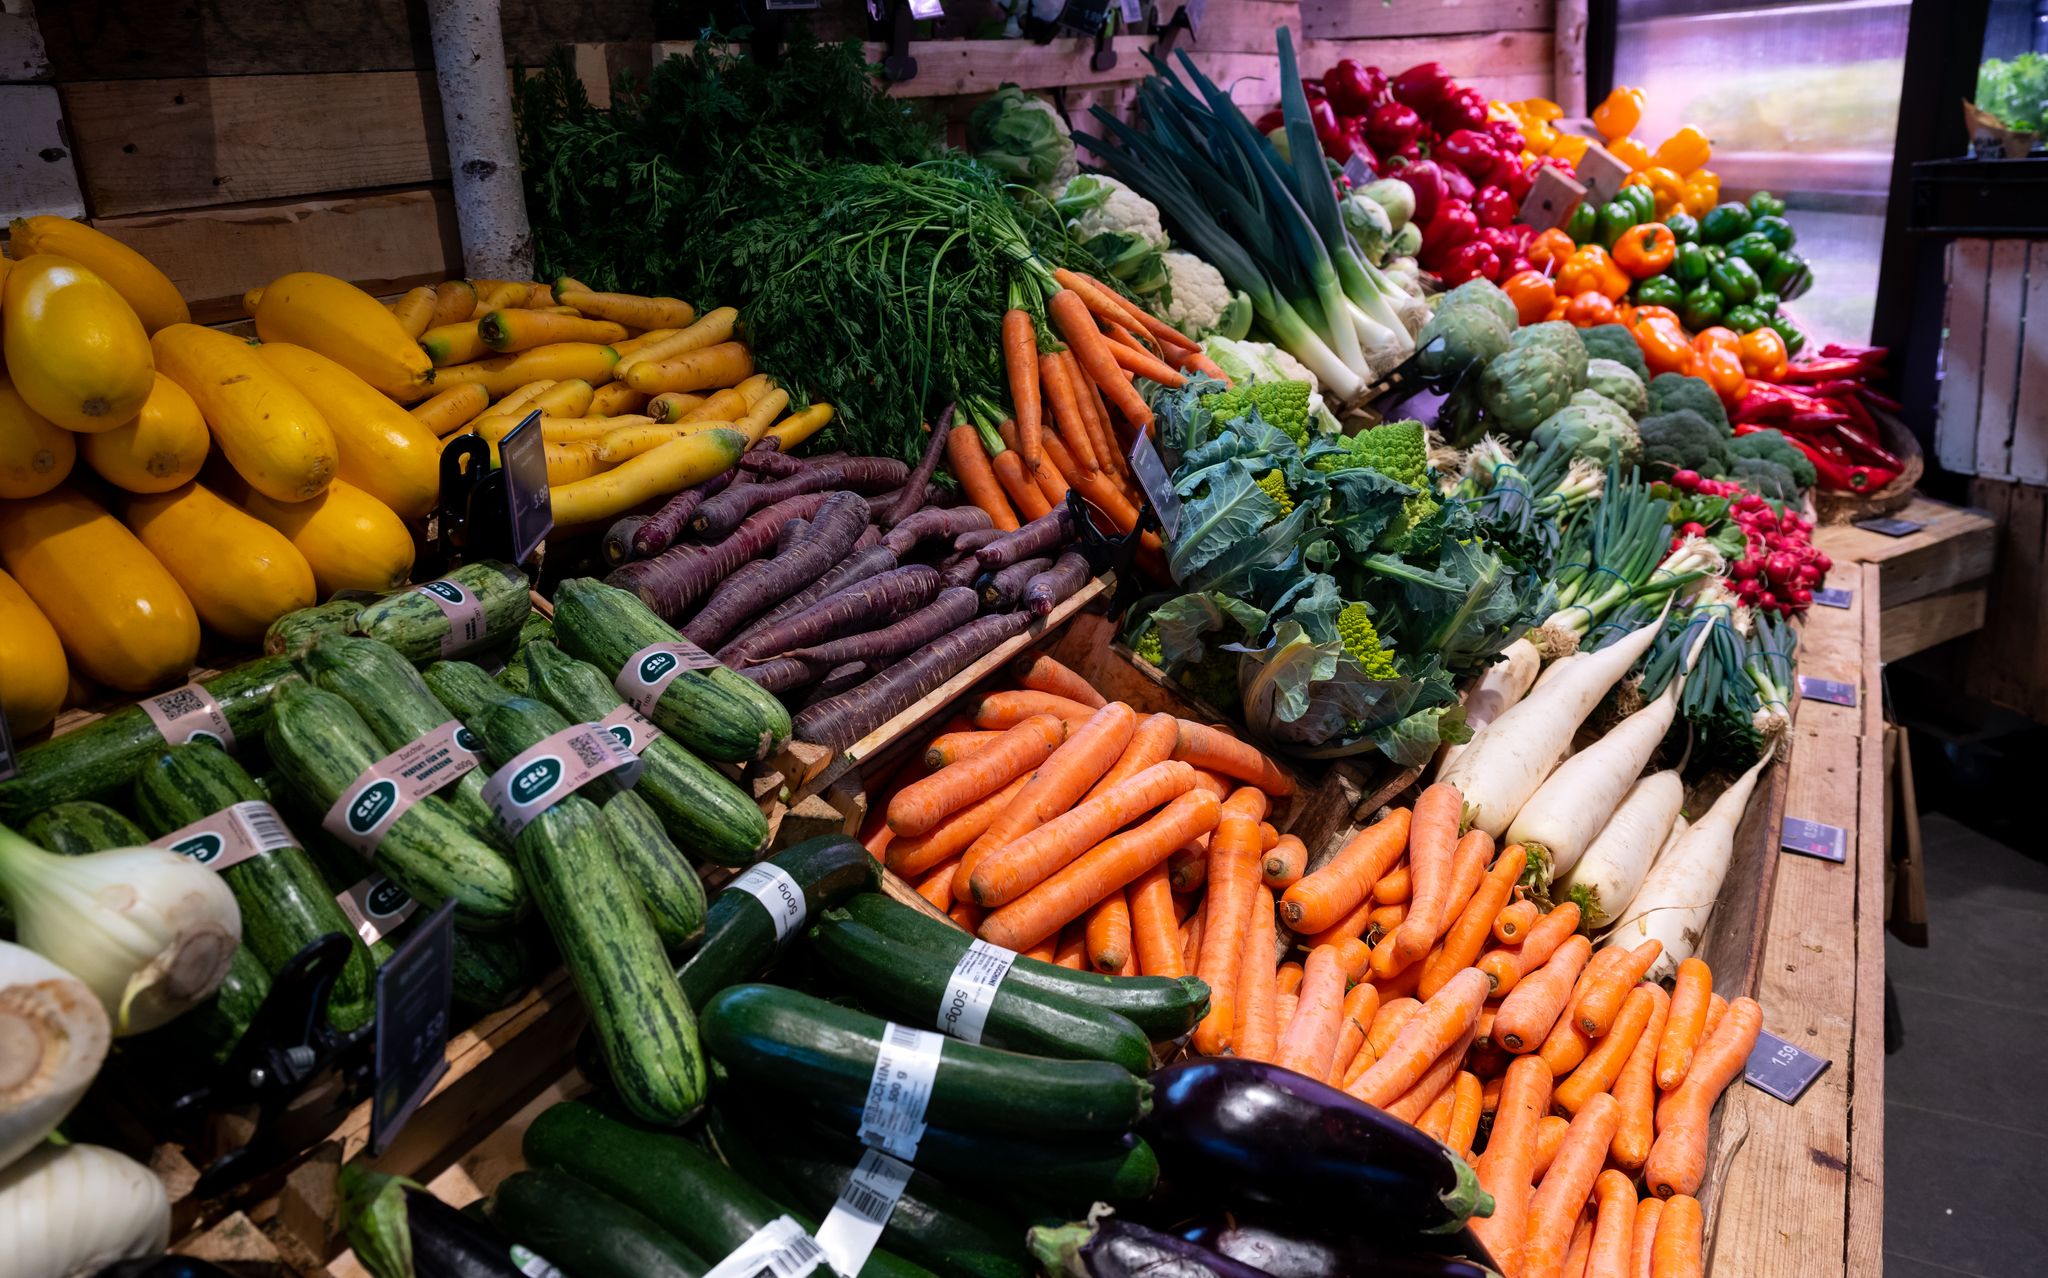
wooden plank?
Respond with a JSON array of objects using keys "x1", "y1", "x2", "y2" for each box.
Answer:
[
  {"x1": 1811, "y1": 494, "x2": 1997, "y2": 608},
  {"x1": 1189, "y1": 32, "x2": 1553, "y2": 113},
  {"x1": 1965, "y1": 478, "x2": 2046, "y2": 716},
  {"x1": 1845, "y1": 644, "x2": 1887, "y2": 1278},
  {"x1": 90, "y1": 188, "x2": 463, "y2": 325},
  {"x1": 1974, "y1": 238, "x2": 2028, "y2": 479},
  {"x1": 1553, "y1": 0, "x2": 1589, "y2": 116},
  {"x1": 1300, "y1": 0, "x2": 1554, "y2": 39},
  {"x1": 2014, "y1": 242, "x2": 2048, "y2": 484},
  {"x1": 62, "y1": 73, "x2": 449, "y2": 217},
  {"x1": 0, "y1": 8, "x2": 50, "y2": 82},
  {"x1": 1878, "y1": 583, "x2": 1987, "y2": 661},
  {"x1": 1935, "y1": 238, "x2": 1989, "y2": 476},
  {"x1": 0, "y1": 84, "x2": 86, "y2": 220}
]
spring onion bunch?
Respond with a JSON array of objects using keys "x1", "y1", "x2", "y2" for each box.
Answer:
[
  {"x1": 1539, "y1": 466, "x2": 1721, "y2": 654},
  {"x1": 1621, "y1": 580, "x2": 1794, "y2": 765}
]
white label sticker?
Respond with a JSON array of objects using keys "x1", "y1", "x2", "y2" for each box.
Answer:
[
  {"x1": 701, "y1": 1215, "x2": 827, "y2": 1278},
  {"x1": 937, "y1": 938, "x2": 1016, "y2": 1044},
  {"x1": 480, "y1": 723, "x2": 644, "y2": 839},
  {"x1": 140, "y1": 681, "x2": 236, "y2": 751},
  {"x1": 597, "y1": 703, "x2": 666, "y2": 755},
  {"x1": 730, "y1": 861, "x2": 806, "y2": 945},
  {"x1": 321, "y1": 720, "x2": 484, "y2": 856},
  {"x1": 335, "y1": 873, "x2": 419, "y2": 945},
  {"x1": 414, "y1": 578, "x2": 489, "y2": 657},
  {"x1": 509, "y1": 1245, "x2": 567, "y2": 1278},
  {"x1": 153, "y1": 800, "x2": 295, "y2": 873},
  {"x1": 614, "y1": 640, "x2": 723, "y2": 717},
  {"x1": 1119, "y1": 0, "x2": 1143, "y2": 20},
  {"x1": 857, "y1": 1022, "x2": 945, "y2": 1161},
  {"x1": 814, "y1": 1149, "x2": 914, "y2": 1277}
]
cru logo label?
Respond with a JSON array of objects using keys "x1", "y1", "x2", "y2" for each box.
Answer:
[
  {"x1": 454, "y1": 726, "x2": 483, "y2": 755},
  {"x1": 638, "y1": 651, "x2": 679, "y2": 683},
  {"x1": 421, "y1": 580, "x2": 468, "y2": 605},
  {"x1": 172, "y1": 833, "x2": 225, "y2": 865},
  {"x1": 348, "y1": 779, "x2": 400, "y2": 835},
  {"x1": 187, "y1": 730, "x2": 225, "y2": 749},
  {"x1": 606, "y1": 724, "x2": 636, "y2": 752},
  {"x1": 365, "y1": 877, "x2": 411, "y2": 918},
  {"x1": 508, "y1": 756, "x2": 563, "y2": 806}
]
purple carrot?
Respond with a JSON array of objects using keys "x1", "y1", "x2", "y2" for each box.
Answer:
[
  {"x1": 721, "y1": 545, "x2": 899, "y2": 660},
  {"x1": 1024, "y1": 551, "x2": 1090, "y2": 616},
  {"x1": 603, "y1": 515, "x2": 648, "y2": 568},
  {"x1": 885, "y1": 403, "x2": 955, "y2": 529},
  {"x1": 735, "y1": 656, "x2": 825, "y2": 694},
  {"x1": 792, "y1": 611, "x2": 1036, "y2": 750},
  {"x1": 974, "y1": 506, "x2": 1075, "y2": 571},
  {"x1": 720, "y1": 564, "x2": 939, "y2": 663},
  {"x1": 683, "y1": 492, "x2": 870, "y2": 649},
  {"x1": 783, "y1": 586, "x2": 980, "y2": 667},
  {"x1": 607, "y1": 490, "x2": 833, "y2": 619},
  {"x1": 852, "y1": 525, "x2": 882, "y2": 552},
  {"x1": 805, "y1": 661, "x2": 871, "y2": 704},
  {"x1": 691, "y1": 458, "x2": 908, "y2": 540},
  {"x1": 937, "y1": 553, "x2": 984, "y2": 590},
  {"x1": 776, "y1": 517, "x2": 812, "y2": 558},
  {"x1": 982, "y1": 556, "x2": 1052, "y2": 611},
  {"x1": 882, "y1": 506, "x2": 993, "y2": 556},
  {"x1": 953, "y1": 528, "x2": 1005, "y2": 553},
  {"x1": 739, "y1": 450, "x2": 808, "y2": 477},
  {"x1": 631, "y1": 467, "x2": 744, "y2": 559}
]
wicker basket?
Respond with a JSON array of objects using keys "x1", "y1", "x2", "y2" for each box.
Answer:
[{"x1": 1814, "y1": 405, "x2": 1923, "y2": 525}]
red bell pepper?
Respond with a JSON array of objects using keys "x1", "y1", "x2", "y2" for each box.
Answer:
[
  {"x1": 1441, "y1": 241, "x2": 1503, "y2": 285},
  {"x1": 1255, "y1": 109, "x2": 1285, "y2": 134},
  {"x1": 1323, "y1": 59, "x2": 1387, "y2": 115},
  {"x1": 1366, "y1": 102, "x2": 1424, "y2": 157},
  {"x1": 1439, "y1": 164, "x2": 1476, "y2": 203},
  {"x1": 1420, "y1": 199, "x2": 1479, "y2": 262},
  {"x1": 1328, "y1": 120, "x2": 1378, "y2": 169},
  {"x1": 1439, "y1": 128, "x2": 1499, "y2": 177},
  {"x1": 1486, "y1": 118, "x2": 1527, "y2": 154},
  {"x1": 1432, "y1": 86, "x2": 1491, "y2": 136},
  {"x1": 1390, "y1": 62, "x2": 1453, "y2": 110},
  {"x1": 1473, "y1": 185, "x2": 1517, "y2": 228},
  {"x1": 1396, "y1": 159, "x2": 1447, "y2": 227}
]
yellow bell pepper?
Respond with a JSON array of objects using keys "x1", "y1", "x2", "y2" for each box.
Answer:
[
  {"x1": 1524, "y1": 119, "x2": 1558, "y2": 154},
  {"x1": 1642, "y1": 166, "x2": 1686, "y2": 215},
  {"x1": 1519, "y1": 97, "x2": 1565, "y2": 123},
  {"x1": 1607, "y1": 136, "x2": 1654, "y2": 172},
  {"x1": 1654, "y1": 126, "x2": 1712, "y2": 174},
  {"x1": 1592, "y1": 87, "x2": 1645, "y2": 140},
  {"x1": 1680, "y1": 169, "x2": 1721, "y2": 217},
  {"x1": 1549, "y1": 133, "x2": 1591, "y2": 168}
]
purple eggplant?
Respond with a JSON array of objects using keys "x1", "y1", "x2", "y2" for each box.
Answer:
[
  {"x1": 1031, "y1": 1217, "x2": 1272, "y2": 1278},
  {"x1": 1142, "y1": 1058, "x2": 1491, "y2": 1235},
  {"x1": 1184, "y1": 1219, "x2": 1502, "y2": 1278}
]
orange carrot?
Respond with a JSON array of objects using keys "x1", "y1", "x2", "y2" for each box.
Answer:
[
  {"x1": 1482, "y1": 1067, "x2": 1505, "y2": 1110},
  {"x1": 1187, "y1": 768, "x2": 1236, "y2": 804},
  {"x1": 1371, "y1": 951, "x2": 1424, "y2": 1002},
  {"x1": 1643, "y1": 997, "x2": 1762, "y2": 1199},
  {"x1": 1327, "y1": 982, "x2": 1382, "y2": 1086},
  {"x1": 1063, "y1": 348, "x2": 1127, "y2": 480},
  {"x1": 1446, "y1": 1070, "x2": 1485, "y2": 1162},
  {"x1": 955, "y1": 701, "x2": 1137, "y2": 890},
  {"x1": 1556, "y1": 985, "x2": 1658, "y2": 1113},
  {"x1": 1022, "y1": 935, "x2": 1059, "y2": 963},
  {"x1": 1181, "y1": 895, "x2": 1206, "y2": 971},
  {"x1": 1191, "y1": 799, "x2": 1267, "y2": 1056},
  {"x1": 1103, "y1": 334, "x2": 1188, "y2": 387},
  {"x1": 949, "y1": 900, "x2": 984, "y2": 931},
  {"x1": 969, "y1": 760, "x2": 1197, "y2": 907},
  {"x1": 1003, "y1": 309, "x2": 1043, "y2": 467},
  {"x1": 969, "y1": 690, "x2": 1098, "y2": 729},
  {"x1": 1532, "y1": 1113, "x2": 1571, "y2": 1179},
  {"x1": 914, "y1": 858, "x2": 959, "y2": 911},
  {"x1": 1496, "y1": 935, "x2": 1593, "y2": 1053},
  {"x1": 887, "y1": 713, "x2": 1065, "y2": 836},
  {"x1": 1055, "y1": 269, "x2": 1168, "y2": 353},
  {"x1": 980, "y1": 788, "x2": 1223, "y2": 952},
  {"x1": 1437, "y1": 829, "x2": 1496, "y2": 932},
  {"x1": 1346, "y1": 996, "x2": 1418, "y2": 1087},
  {"x1": 1610, "y1": 983, "x2": 1672, "y2": 1172},
  {"x1": 1485, "y1": 902, "x2": 1583, "y2": 997},
  {"x1": 1347, "y1": 966, "x2": 1489, "y2": 1107},
  {"x1": 946, "y1": 417, "x2": 1020, "y2": 531},
  {"x1": 1630, "y1": 1198, "x2": 1664, "y2": 1278},
  {"x1": 992, "y1": 446, "x2": 1054, "y2": 520},
  {"x1": 1386, "y1": 781, "x2": 1465, "y2": 969},
  {"x1": 1039, "y1": 354, "x2": 1099, "y2": 473},
  {"x1": 1260, "y1": 833, "x2": 1308, "y2": 889},
  {"x1": 1275, "y1": 991, "x2": 1299, "y2": 1029},
  {"x1": 1086, "y1": 888, "x2": 1134, "y2": 973},
  {"x1": 1369, "y1": 901, "x2": 1408, "y2": 943},
  {"x1": 1473, "y1": 1054, "x2": 1553, "y2": 1277},
  {"x1": 1275, "y1": 961, "x2": 1305, "y2": 999},
  {"x1": 1649, "y1": 1195, "x2": 1701, "y2": 1278},
  {"x1": 1386, "y1": 1020, "x2": 1478, "y2": 1123},
  {"x1": 1281, "y1": 808, "x2": 1412, "y2": 933},
  {"x1": 1129, "y1": 862, "x2": 1185, "y2": 978},
  {"x1": 1255, "y1": 821, "x2": 1278, "y2": 853},
  {"x1": 1576, "y1": 940, "x2": 1663, "y2": 1037},
  {"x1": 1082, "y1": 713, "x2": 1178, "y2": 804},
  {"x1": 1495, "y1": 899, "x2": 1540, "y2": 944},
  {"x1": 1417, "y1": 1081, "x2": 1458, "y2": 1142},
  {"x1": 1013, "y1": 653, "x2": 1106, "y2": 708},
  {"x1": 1523, "y1": 1093, "x2": 1622, "y2": 1278},
  {"x1": 1373, "y1": 864, "x2": 1413, "y2": 904},
  {"x1": 1233, "y1": 886, "x2": 1280, "y2": 1062},
  {"x1": 923, "y1": 729, "x2": 1006, "y2": 769},
  {"x1": 1563, "y1": 1210, "x2": 1596, "y2": 1278},
  {"x1": 1273, "y1": 944, "x2": 1347, "y2": 1078},
  {"x1": 1329, "y1": 936, "x2": 1371, "y2": 981},
  {"x1": 1587, "y1": 1170, "x2": 1637, "y2": 1278},
  {"x1": 1702, "y1": 993, "x2": 1728, "y2": 1041},
  {"x1": 1167, "y1": 841, "x2": 1208, "y2": 892},
  {"x1": 1173, "y1": 719, "x2": 1294, "y2": 796},
  {"x1": 1656, "y1": 958, "x2": 1714, "y2": 1092},
  {"x1": 1054, "y1": 923, "x2": 1088, "y2": 969},
  {"x1": 885, "y1": 773, "x2": 1030, "y2": 878},
  {"x1": 1305, "y1": 895, "x2": 1378, "y2": 948},
  {"x1": 1422, "y1": 844, "x2": 1528, "y2": 1000},
  {"x1": 1538, "y1": 1005, "x2": 1597, "y2": 1080}
]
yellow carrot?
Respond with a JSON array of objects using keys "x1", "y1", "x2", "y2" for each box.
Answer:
[{"x1": 623, "y1": 342, "x2": 754, "y2": 394}]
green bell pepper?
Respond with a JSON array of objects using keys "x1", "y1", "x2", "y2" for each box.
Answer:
[
  {"x1": 1763, "y1": 251, "x2": 1812, "y2": 300},
  {"x1": 1708, "y1": 257, "x2": 1762, "y2": 304},
  {"x1": 1766, "y1": 314, "x2": 1806, "y2": 356},
  {"x1": 1726, "y1": 232, "x2": 1780, "y2": 273},
  {"x1": 1623, "y1": 185, "x2": 1658, "y2": 223},
  {"x1": 1724, "y1": 304, "x2": 1769, "y2": 333},
  {"x1": 1662, "y1": 211, "x2": 1700, "y2": 243},
  {"x1": 1681, "y1": 282, "x2": 1725, "y2": 331},
  {"x1": 1753, "y1": 290, "x2": 1781, "y2": 314},
  {"x1": 1748, "y1": 190, "x2": 1787, "y2": 219},
  {"x1": 1671, "y1": 242, "x2": 1711, "y2": 287},
  {"x1": 1699, "y1": 201, "x2": 1753, "y2": 244},
  {"x1": 1566, "y1": 200, "x2": 1599, "y2": 245},
  {"x1": 1633, "y1": 275, "x2": 1684, "y2": 308},
  {"x1": 1751, "y1": 214, "x2": 1796, "y2": 251},
  {"x1": 1702, "y1": 244, "x2": 1727, "y2": 264},
  {"x1": 1598, "y1": 200, "x2": 1638, "y2": 248}
]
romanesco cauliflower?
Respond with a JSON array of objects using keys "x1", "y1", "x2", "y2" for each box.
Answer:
[
  {"x1": 1337, "y1": 603, "x2": 1402, "y2": 680},
  {"x1": 1314, "y1": 420, "x2": 1440, "y2": 551},
  {"x1": 1131, "y1": 628, "x2": 1165, "y2": 666},
  {"x1": 1203, "y1": 381, "x2": 1313, "y2": 447},
  {"x1": 1177, "y1": 654, "x2": 1242, "y2": 712},
  {"x1": 1255, "y1": 469, "x2": 1295, "y2": 515}
]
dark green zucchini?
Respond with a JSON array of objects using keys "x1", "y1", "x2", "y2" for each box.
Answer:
[
  {"x1": 552, "y1": 577, "x2": 791, "y2": 763},
  {"x1": 487, "y1": 1168, "x2": 705, "y2": 1278},
  {"x1": 264, "y1": 596, "x2": 368, "y2": 658},
  {"x1": 842, "y1": 892, "x2": 1210, "y2": 1040},
  {"x1": 355, "y1": 561, "x2": 533, "y2": 665},
  {"x1": 162, "y1": 945, "x2": 271, "y2": 1069},
  {"x1": 516, "y1": 641, "x2": 767, "y2": 865},
  {"x1": 676, "y1": 836, "x2": 878, "y2": 1007},
  {"x1": 810, "y1": 909, "x2": 1152, "y2": 1073},
  {"x1": 25, "y1": 801, "x2": 147, "y2": 855},
  {"x1": 701, "y1": 984, "x2": 1151, "y2": 1139},
  {"x1": 265, "y1": 676, "x2": 526, "y2": 932},
  {"x1": 523, "y1": 1101, "x2": 936, "y2": 1278},
  {"x1": 299, "y1": 634, "x2": 501, "y2": 840},
  {"x1": 133, "y1": 741, "x2": 378, "y2": 1032},
  {"x1": 0, "y1": 657, "x2": 293, "y2": 820},
  {"x1": 421, "y1": 659, "x2": 517, "y2": 721}
]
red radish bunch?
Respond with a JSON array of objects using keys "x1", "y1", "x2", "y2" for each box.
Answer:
[{"x1": 1722, "y1": 496, "x2": 1827, "y2": 617}]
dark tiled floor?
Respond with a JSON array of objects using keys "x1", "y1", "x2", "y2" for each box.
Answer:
[{"x1": 1885, "y1": 812, "x2": 2048, "y2": 1276}]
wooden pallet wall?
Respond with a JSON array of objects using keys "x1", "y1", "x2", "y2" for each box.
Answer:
[{"x1": 1932, "y1": 237, "x2": 2048, "y2": 484}]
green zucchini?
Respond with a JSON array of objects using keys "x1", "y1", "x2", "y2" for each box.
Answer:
[
  {"x1": 0, "y1": 657, "x2": 293, "y2": 821},
  {"x1": 133, "y1": 741, "x2": 378, "y2": 1031},
  {"x1": 676, "y1": 835, "x2": 878, "y2": 1007},
  {"x1": 842, "y1": 892, "x2": 1210, "y2": 1040},
  {"x1": 355, "y1": 561, "x2": 533, "y2": 665},
  {"x1": 299, "y1": 634, "x2": 501, "y2": 840},
  {"x1": 516, "y1": 610, "x2": 554, "y2": 649},
  {"x1": 25, "y1": 801, "x2": 147, "y2": 855},
  {"x1": 701, "y1": 984, "x2": 1151, "y2": 1139},
  {"x1": 264, "y1": 596, "x2": 368, "y2": 658},
  {"x1": 811, "y1": 909, "x2": 1152, "y2": 1073},
  {"x1": 154, "y1": 945, "x2": 271, "y2": 1072},
  {"x1": 487, "y1": 1168, "x2": 705, "y2": 1278},
  {"x1": 463, "y1": 693, "x2": 705, "y2": 1123},
  {"x1": 265, "y1": 676, "x2": 526, "y2": 932},
  {"x1": 552, "y1": 577, "x2": 791, "y2": 763},
  {"x1": 524, "y1": 1101, "x2": 936, "y2": 1278},
  {"x1": 450, "y1": 924, "x2": 542, "y2": 1016},
  {"x1": 516, "y1": 641, "x2": 767, "y2": 865}
]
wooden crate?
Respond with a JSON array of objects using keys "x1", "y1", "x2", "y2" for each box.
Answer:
[
  {"x1": 1812, "y1": 494, "x2": 1997, "y2": 662},
  {"x1": 1933, "y1": 237, "x2": 2048, "y2": 483}
]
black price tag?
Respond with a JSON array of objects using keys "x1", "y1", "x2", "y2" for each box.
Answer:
[
  {"x1": 1812, "y1": 586, "x2": 1853, "y2": 609},
  {"x1": 1853, "y1": 516, "x2": 1923, "y2": 537},
  {"x1": 499, "y1": 412, "x2": 554, "y2": 566},
  {"x1": 1119, "y1": 0, "x2": 1143, "y2": 20},
  {"x1": 0, "y1": 704, "x2": 15, "y2": 783},
  {"x1": 1342, "y1": 155, "x2": 1374, "y2": 188},
  {"x1": 1744, "y1": 1028, "x2": 1830, "y2": 1103},
  {"x1": 371, "y1": 899, "x2": 455, "y2": 1155},
  {"x1": 1059, "y1": 0, "x2": 1114, "y2": 33},
  {"x1": 1781, "y1": 816, "x2": 1847, "y2": 863},
  {"x1": 1128, "y1": 433, "x2": 1182, "y2": 540},
  {"x1": 1797, "y1": 675, "x2": 1857, "y2": 707}
]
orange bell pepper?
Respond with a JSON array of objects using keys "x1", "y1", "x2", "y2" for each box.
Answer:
[
  {"x1": 1631, "y1": 305, "x2": 1681, "y2": 328},
  {"x1": 1641, "y1": 166, "x2": 1686, "y2": 215},
  {"x1": 1607, "y1": 136, "x2": 1654, "y2": 172},
  {"x1": 1654, "y1": 126, "x2": 1712, "y2": 175},
  {"x1": 1687, "y1": 343, "x2": 1749, "y2": 404},
  {"x1": 1546, "y1": 298, "x2": 1571, "y2": 322},
  {"x1": 1528, "y1": 227, "x2": 1576, "y2": 270},
  {"x1": 1558, "y1": 245, "x2": 1630, "y2": 301},
  {"x1": 1519, "y1": 97, "x2": 1565, "y2": 123},
  {"x1": 1611, "y1": 223, "x2": 1677, "y2": 279},
  {"x1": 1737, "y1": 326, "x2": 1789, "y2": 380},
  {"x1": 1680, "y1": 169, "x2": 1721, "y2": 217},
  {"x1": 1564, "y1": 292, "x2": 1618, "y2": 328},
  {"x1": 1502, "y1": 270, "x2": 1558, "y2": 326},
  {"x1": 1692, "y1": 326, "x2": 1741, "y2": 357},
  {"x1": 1549, "y1": 133, "x2": 1591, "y2": 168},
  {"x1": 1628, "y1": 312, "x2": 1694, "y2": 377},
  {"x1": 1592, "y1": 87, "x2": 1645, "y2": 141}
]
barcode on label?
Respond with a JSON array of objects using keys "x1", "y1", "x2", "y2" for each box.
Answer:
[
  {"x1": 236, "y1": 801, "x2": 293, "y2": 851},
  {"x1": 702, "y1": 1215, "x2": 826, "y2": 1278},
  {"x1": 763, "y1": 1230, "x2": 825, "y2": 1276},
  {"x1": 837, "y1": 1176, "x2": 894, "y2": 1226}
]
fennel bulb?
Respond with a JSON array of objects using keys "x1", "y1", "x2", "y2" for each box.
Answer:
[
  {"x1": 0, "y1": 824, "x2": 239, "y2": 1036},
  {"x1": 0, "y1": 941, "x2": 109, "y2": 1173},
  {"x1": 0, "y1": 1142, "x2": 170, "y2": 1277}
]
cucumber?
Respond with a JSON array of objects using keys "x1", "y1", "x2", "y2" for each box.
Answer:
[
  {"x1": 516, "y1": 641, "x2": 768, "y2": 865},
  {"x1": 675, "y1": 835, "x2": 878, "y2": 1007},
  {"x1": 464, "y1": 693, "x2": 705, "y2": 1123},
  {"x1": 355, "y1": 561, "x2": 533, "y2": 665},
  {"x1": 299, "y1": 634, "x2": 502, "y2": 840},
  {"x1": 704, "y1": 1104, "x2": 1031, "y2": 1278},
  {"x1": 133, "y1": 741, "x2": 379, "y2": 1031},
  {"x1": 265, "y1": 596, "x2": 368, "y2": 658},
  {"x1": 0, "y1": 657, "x2": 293, "y2": 820},
  {"x1": 811, "y1": 909, "x2": 1152, "y2": 1073},
  {"x1": 552, "y1": 577, "x2": 792, "y2": 763},
  {"x1": 701, "y1": 984, "x2": 1151, "y2": 1139},
  {"x1": 25, "y1": 801, "x2": 148, "y2": 855},
  {"x1": 486, "y1": 1168, "x2": 705, "y2": 1278},
  {"x1": 523, "y1": 1100, "x2": 936, "y2": 1278},
  {"x1": 265, "y1": 676, "x2": 527, "y2": 932},
  {"x1": 842, "y1": 892, "x2": 1210, "y2": 1040}
]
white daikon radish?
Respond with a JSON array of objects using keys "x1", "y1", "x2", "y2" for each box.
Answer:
[
  {"x1": 1556, "y1": 771, "x2": 1685, "y2": 929},
  {"x1": 1507, "y1": 677, "x2": 1683, "y2": 883},
  {"x1": 1606, "y1": 754, "x2": 1771, "y2": 981},
  {"x1": 1436, "y1": 613, "x2": 1667, "y2": 838},
  {"x1": 0, "y1": 941, "x2": 110, "y2": 1173},
  {"x1": 1437, "y1": 637, "x2": 1542, "y2": 773},
  {"x1": 0, "y1": 1142, "x2": 170, "y2": 1277}
]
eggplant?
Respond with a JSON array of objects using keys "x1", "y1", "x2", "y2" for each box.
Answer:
[
  {"x1": 1031, "y1": 1216, "x2": 1273, "y2": 1278},
  {"x1": 1184, "y1": 1220, "x2": 1503, "y2": 1278},
  {"x1": 1141, "y1": 1058, "x2": 1491, "y2": 1234},
  {"x1": 341, "y1": 1165, "x2": 534, "y2": 1278}
]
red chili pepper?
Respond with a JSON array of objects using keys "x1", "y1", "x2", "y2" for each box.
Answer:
[
  {"x1": 1819, "y1": 343, "x2": 1890, "y2": 362},
  {"x1": 1832, "y1": 419, "x2": 1903, "y2": 468},
  {"x1": 1856, "y1": 384, "x2": 1904, "y2": 412},
  {"x1": 1778, "y1": 357, "x2": 1869, "y2": 383},
  {"x1": 1782, "y1": 433, "x2": 1898, "y2": 492}
]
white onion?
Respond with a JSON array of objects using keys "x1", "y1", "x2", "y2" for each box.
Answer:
[
  {"x1": 0, "y1": 1142, "x2": 170, "y2": 1278},
  {"x1": 0, "y1": 940, "x2": 109, "y2": 1173}
]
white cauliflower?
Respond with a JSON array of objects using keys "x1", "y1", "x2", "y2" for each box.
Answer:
[
  {"x1": 1056, "y1": 174, "x2": 1167, "y2": 250},
  {"x1": 1158, "y1": 251, "x2": 1251, "y2": 340}
]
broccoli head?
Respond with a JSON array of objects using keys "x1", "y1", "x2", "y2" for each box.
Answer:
[
  {"x1": 1510, "y1": 321, "x2": 1590, "y2": 391},
  {"x1": 1647, "y1": 373, "x2": 1730, "y2": 435},
  {"x1": 1337, "y1": 603, "x2": 1402, "y2": 680},
  {"x1": 1255, "y1": 468, "x2": 1296, "y2": 516},
  {"x1": 1729, "y1": 455, "x2": 1801, "y2": 501},
  {"x1": 1203, "y1": 380, "x2": 1313, "y2": 447},
  {"x1": 1725, "y1": 428, "x2": 1817, "y2": 491},
  {"x1": 1579, "y1": 324, "x2": 1649, "y2": 382},
  {"x1": 1413, "y1": 301, "x2": 1514, "y2": 379},
  {"x1": 1637, "y1": 409, "x2": 1731, "y2": 477}
]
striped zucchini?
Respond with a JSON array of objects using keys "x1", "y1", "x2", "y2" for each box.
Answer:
[
  {"x1": 24, "y1": 801, "x2": 144, "y2": 855},
  {"x1": 450, "y1": 925, "x2": 542, "y2": 1016},
  {"x1": 551, "y1": 577, "x2": 791, "y2": 763},
  {"x1": 133, "y1": 740, "x2": 378, "y2": 1031},
  {"x1": 421, "y1": 658, "x2": 515, "y2": 721},
  {"x1": 264, "y1": 596, "x2": 366, "y2": 658},
  {"x1": 356, "y1": 561, "x2": 532, "y2": 665}
]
